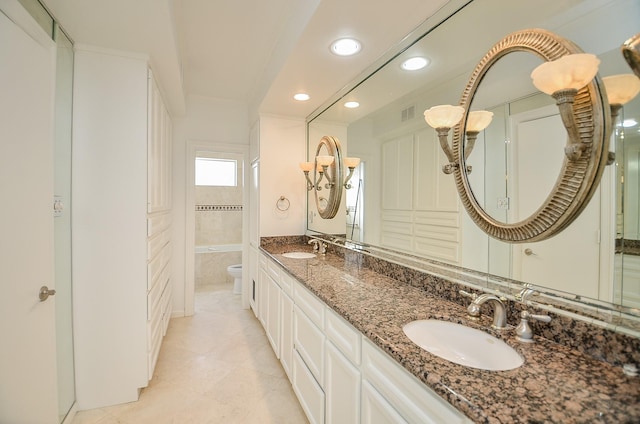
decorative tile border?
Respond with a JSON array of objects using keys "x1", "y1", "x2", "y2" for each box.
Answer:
[{"x1": 196, "y1": 204, "x2": 243, "y2": 211}]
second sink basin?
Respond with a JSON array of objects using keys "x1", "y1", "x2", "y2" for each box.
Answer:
[
  {"x1": 402, "y1": 320, "x2": 523, "y2": 371},
  {"x1": 282, "y1": 251, "x2": 316, "y2": 259}
]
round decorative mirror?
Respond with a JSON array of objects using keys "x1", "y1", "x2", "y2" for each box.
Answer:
[
  {"x1": 452, "y1": 28, "x2": 611, "y2": 242},
  {"x1": 314, "y1": 136, "x2": 344, "y2": 219}
]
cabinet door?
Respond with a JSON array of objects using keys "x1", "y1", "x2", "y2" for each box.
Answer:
[
  {"x1": 294, "y1": 305, "x2": 325, "y2": 385},
  {"x1": 362, "y1": 339, "x2": 470, "y2": 424},
  {"x1": 293, "y1": 350, "x2": 325, "y2": 424},
  {"x1": 258, "y1": 265, "x2": 268, "y2": 327},
  {"x1": 280, "y1": 291, "x2": 294, "y2": 379},
  {"x1": 325, "y1": 341, "x2": 360, "y2": 424},
  {"x1": 266, "y1": 272, "x2": 281, "y2": 357},
  {"x1": 362, "y1": 381, "x2": 407, "y2": 424}
]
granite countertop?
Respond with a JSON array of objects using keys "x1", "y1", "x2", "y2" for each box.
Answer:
[{"x1": 261, "y1": 244, "x2": 640, "y2": 424}]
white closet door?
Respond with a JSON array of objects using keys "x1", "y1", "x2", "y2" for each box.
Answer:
[
  {"x1": 0, "y1": 3, "x2": 58, "y2": 423},
  {"x1": 511, "y1": 108, "x2": 601, "y2": 298}
]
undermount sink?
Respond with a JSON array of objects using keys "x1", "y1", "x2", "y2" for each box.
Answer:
[
  {"x1": 402, "y1": 320, "x2": 523, "y2": 371},
  {"x1": 282, "y1": 251, "x2": 316, "y2": 259}
]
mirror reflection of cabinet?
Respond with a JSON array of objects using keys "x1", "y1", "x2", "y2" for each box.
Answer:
[{"x1": 380, "y1": 130, "x2": 461, "y2": 262}]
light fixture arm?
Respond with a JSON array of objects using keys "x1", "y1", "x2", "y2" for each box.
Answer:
[
  {"x1": 322, "y1": 165, "x2": 334, "y2": 188},
  {"x1": 436, "y1": 127, "x2": 458, "y2": 174},
  {"x1": 464, "y1": 130, "x2": 479, "y2": 162},
  {"x1": 552, "y1": 88, "x2": 588, "y2": 161},
  {"x1": 303, "y1": 171, "x2": 314, "y2": 191},
  {"x1": 344, "y1": 166, "x2": 357, "y2": 189},
  {"x1": 315, "y1": 169, "x2": 325, "y2": 191}
]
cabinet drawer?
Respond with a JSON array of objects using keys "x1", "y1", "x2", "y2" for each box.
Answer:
[
  {"x1": 294, "y1": 305, "x2": 325, "y2": 386},
  {"x1": 267, "y1": 258, "x2": 281, "y2": 282},
  {"x1": 279, "y1": 270, "x2": 294, "y2": 297},
  {"x1": 361, "y1": 380, "x2": 407, "y2": 424},
  {"x1": 362, "y1": 339, "x2": 470, "y2": 424},
  {"x1": 325, "y1": 308, "x2": 361, "y2": 365},
  {"x1": 293, "y1": 280, "x2": 324, "y2": 329},
  {"x1": 293, "y1": 350, "x2": 325, "y2": 424}
]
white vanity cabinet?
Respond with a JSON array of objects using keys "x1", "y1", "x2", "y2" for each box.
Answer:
[
  {"x1": 258, "y1": 253, "x2": 471, "y2": 424},
  {"x1": 73, "y1": 47, "x2": 173, "y2": 409}
]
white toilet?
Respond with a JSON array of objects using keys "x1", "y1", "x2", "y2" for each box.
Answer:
[{"x1": 227, "y1": 264, "x2": 242, "y2": 294}]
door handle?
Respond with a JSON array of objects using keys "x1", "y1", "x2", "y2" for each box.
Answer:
[
  {"x1": 39, "y1": 286, "x2": 56, "y2": 302},
  {"x1": 524, "y1": 248, "x2": 534, "y2": 256}
]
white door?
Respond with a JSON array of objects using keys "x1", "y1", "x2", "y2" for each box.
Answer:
[
  {"x1": 0, "y1": 3, "x2": 58, "y2": 422},
  {"x1": 511, "y1": 107, "x2": 601, "y2": 298}
]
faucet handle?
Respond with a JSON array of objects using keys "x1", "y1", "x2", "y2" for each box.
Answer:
[
  {"x1": 516, "y1": 285, "x2": 539, "y2": 303},
  {"x1": 459, "y1": 290, "x2": 478, "y2": 300},
  {"x1": 308, "y1": 239, "x2": 320, "y2": 251},
  {"x1": 515, "y1": 310, "x2": 552, "y2": 343}
]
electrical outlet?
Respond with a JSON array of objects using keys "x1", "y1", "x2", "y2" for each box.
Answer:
[{"x1": 497, "y1": 197, "x2": 510, "y2": 210}]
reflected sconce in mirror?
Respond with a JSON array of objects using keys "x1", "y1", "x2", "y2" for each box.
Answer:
[
  {"x1": 299, "y1": 155, "x2": 361, "y2": 190},
  {"x1": 315, "y1": 155, "x2": 336, "y2": 190},
  {"x1": 622, "y1": 33, "x2": 640, "y2": 78},
  {"x1": 530, "y1": 53, "x2": 601, "y2": 161},
  {"x1": 423, "y1": 106, "x2": 493, "y2": 174},
  {"x1": 423, "y1": 105, "x2": 465, "y2": 174},
  {"x1": 602, "y1": 74, "x2": 640, "y2": 125},
  {"x1": 343, "y1": 157, "x2": 361, "y2": 188},
  {"x1": 463, "y1": 110, "x2": 494, "y2": 169}
]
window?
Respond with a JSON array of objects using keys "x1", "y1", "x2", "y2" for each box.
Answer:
[{"x1": 195, "y1": 158, "x2": 237, "y2": 186}]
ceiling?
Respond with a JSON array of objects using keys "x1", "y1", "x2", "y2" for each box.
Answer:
[{"x1": 40, "y1": 0, "x2": 455, "y2": 119}]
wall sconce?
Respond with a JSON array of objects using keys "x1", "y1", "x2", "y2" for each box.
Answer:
[
  {"x1": 423, "y1": 105, "x2": 493, "y2": 174},
  {"x1": 530, "y1": 53, "x2": 600, "y2": 161},
  {"x1": 299, "y1": 156, "x2": 361, "y2": 190},
  {"x1": 299, "y1": 161, "x2": 315, "y2": 190}
]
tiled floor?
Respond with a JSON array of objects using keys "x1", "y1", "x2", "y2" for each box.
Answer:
[{"x1": 72, "y1": 284, "x2": 308, "y2": 424}]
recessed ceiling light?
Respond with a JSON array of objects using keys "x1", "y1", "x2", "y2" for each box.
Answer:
[
  {"x1": 331, "y1": 38, "x2": 361, "y2": 56},
  {"x1": 344, "y1": 101, "x2": 360, "y2": 109},
  {"x1": 401, "y1": 57, "x2": 429, "y2": 71},
  {"x1": 623, "y1": 118, "x2": 638, "y2": 128},
  {"x1": 294, "y1": 93, "x2": 310, "y2": 101}
]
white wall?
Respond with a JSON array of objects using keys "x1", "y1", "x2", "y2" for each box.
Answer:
[
  {"x1": 171, "y1": 95, "x2": 249, "y2": 316},
  {"x1": 259, "y1": 115, "x2": 307, "y2": 237}
]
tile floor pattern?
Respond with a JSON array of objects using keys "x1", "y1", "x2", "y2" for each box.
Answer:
[{"x1": 72, "y1": 284, "x2": 308, "y2": 424}]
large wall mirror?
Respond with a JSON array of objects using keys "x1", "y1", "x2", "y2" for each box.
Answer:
[{"x1": 306, "y1": 0, "x2": 640, "y2": 326}]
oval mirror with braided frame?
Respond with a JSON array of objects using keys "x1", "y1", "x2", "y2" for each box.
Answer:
[
  {"x1": 314, "y1": 136, "x2": 344, "y2": 219},
  {"x1": 452, "y1": 28, "x2": 611, "y2": 243}
]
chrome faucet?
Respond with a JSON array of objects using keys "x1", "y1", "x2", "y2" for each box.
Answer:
[
  {"x1": 308, "y1": 239, "x2": 320, "y2": 252},
  {"x1": 466, "y1": 293, "x2": 508, "y2": 330}
]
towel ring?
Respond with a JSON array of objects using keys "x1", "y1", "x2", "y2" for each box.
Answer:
[{"x1": 276, "y1": 196, "x2": 290, "y2": 211}]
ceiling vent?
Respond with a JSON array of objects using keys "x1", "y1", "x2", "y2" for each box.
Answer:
[{"x1": 401, "y1": 105, "x2": 415, "y2": 122}]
